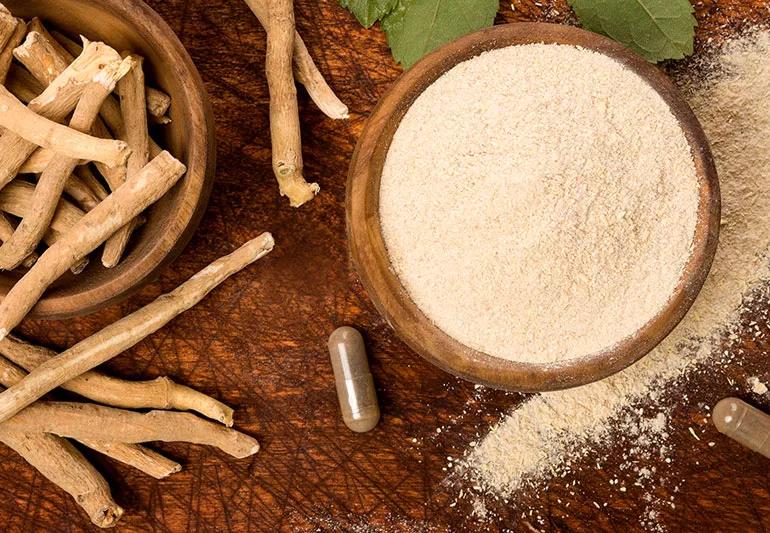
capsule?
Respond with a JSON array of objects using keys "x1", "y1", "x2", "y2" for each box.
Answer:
[
  {"x1": 712, "y1": 397, "x2": 770, "y2": 458},
  {"x1": 328, "y1": 326, "x2": 380, "y2": 433}
]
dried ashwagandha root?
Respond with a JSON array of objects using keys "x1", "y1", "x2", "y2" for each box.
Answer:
[
  {"x1": 243, "y1": 0, "x2": 349, "y2": 120},
  {"x1": 0, "y1": 57, "x2": 132, "y2": 270},
  {"x1": 61, "y1": 171, "x2": 102, "y2": 211},
  {"x1": 0, "y1": 426, "x2": 123, "y2": 528},
  {"x1": 266, "y1": 0, "x2": 319, "y2": 207},
  {"x1": 12, "y1": 30, "x2": 131, "y2": 190},
  {"x1": 0, "y1": 232, "x2": 275, "y2": 423},
  {"x1": 12, "y1": 29, "x2": 70, "y2": 85},
  {"x1": 102, "y1": 54, "x2": 149, "y2": 268},
  {"x1": 0, "y1": 354, "x2": 257, "y2": 526},
  {"x1": 0, "y1": 179, "x2": 90, "y2": 274},
  {"x1": 0, "y1": 179, "x2": 83, "y2": 236},
  {"x1": 39, "y1": 28, "x2": 165, "y2": 163},
  {"x1": 0, "y1": 10, "x2": 23, "y2": 84},
  {"x1": 0, "y1": 150, "x2": 186, "y2": 338},
  {"x1": 0, "y1": 334, "x2": 235, "y2": 426},
  {"x1": 0, "y1": 39, "x2": 125, "y2": 190},
  {"x1": 0, "y1": 83, "x2": 130, "y2": 167},
  {"x1": 6, "y1": 402, "x2": 260, "y2": 459},
  {"x1": 51, "y1": 29, "x2": 173, "y2": 122},
  {"x1": 0, "y1": 212, "x2": 35, "y2": 268},
  {"x1": 16, "y1": 26, "x2": 135, "y2": 194},
  {"x1": 0, "y1": 354, "x2": 181, "y2": 480},
  {"x1": 77, "y1": 438, "x2": 181, "y2": 480}
]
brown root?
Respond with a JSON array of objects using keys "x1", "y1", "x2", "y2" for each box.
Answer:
[
  {"x1": 265, "y1": 0, "x2": 318, "y2": 207},
  {"x1": 7, "y1": 402, "x2": 260, "y2": 459},
  {"x1": 0, "y1": 232, "x2": 273, "y2": 422},
  {"x1": 0, "y1": 14, "x2": 24, "y2": 84},
  {"x1": 0, "y1": 334, "x2": 235, "y2": 426},
  {"x1": 0, "y1": 150, "x2": 185, "y2": 343},
  {"x1": 0, "y1": 39, "x2": 125, "y2": 190},
  {"x1": 0, "y1": 213, "x2": 37, "y2": 268},
  {"x1": 0, "y1": 428, "x2": 123, "y2": 528},
  {"x1": 243, "y1": 0, "x2": 348, "y2": 119},
  {"x1": 0, "y1": 60, "x2": 131, "y2": 270},
  {"x1": 102, "y1": 54, "x2": 149, "y2": 268}
]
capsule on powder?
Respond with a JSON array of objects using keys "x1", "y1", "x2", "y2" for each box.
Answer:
[
  {"x1": 712, "y1": 397, "x2": 770, "y2": 458},
  {"x1": 328, "y1": 326, "x2": 380, "y2": 433}
]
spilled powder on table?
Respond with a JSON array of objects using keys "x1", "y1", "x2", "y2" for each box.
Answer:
[
  {"x1": 747, "y1": 376, "x2": 768, "y2": 395},
  {"x1": 462, "y1": 30, "x2": 770, "y2": 498}
]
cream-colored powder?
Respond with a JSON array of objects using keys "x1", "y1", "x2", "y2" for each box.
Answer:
[
  {"x1": 464, "y1": 30, "x2": 770, "y2": 497},
  {"x1": 380, "y1": 44, "x2": 699, "y2": 364}
]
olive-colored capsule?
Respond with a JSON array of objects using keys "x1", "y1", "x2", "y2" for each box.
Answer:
[
  {"x1": 713, "y1": 397, "x2": 770, "y2": 458},
  {"x1": 328, "y1": 326, "x2": 380, "y2": 433}
]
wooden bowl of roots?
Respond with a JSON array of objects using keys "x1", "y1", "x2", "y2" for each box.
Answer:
[
  {"x1": 346, "y1": 23, "x2": 721, "y2": 392},
  {"x1": 0, "y1": 0, "x2": 216, "y2": 319}
]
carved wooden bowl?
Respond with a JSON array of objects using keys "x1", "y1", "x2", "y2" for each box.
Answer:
[
  {"x1": 347, "y1": 23, "x2": 720, "y2": 392},
  {"x1": 0, "y1": 0, "x2": 216, "y2": 318}
]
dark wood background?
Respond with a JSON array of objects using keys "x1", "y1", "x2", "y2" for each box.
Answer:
[{"x1": 2, "y1": 0, "x2": 770, "y2": 531}]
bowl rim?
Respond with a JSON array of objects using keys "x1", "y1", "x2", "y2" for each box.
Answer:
[
  {"x1": 4, "y1": 0, "x2": 217, "y2": 319},
  {"x1": 346, "y1": 22, "x2": 721, "y2": 392}
]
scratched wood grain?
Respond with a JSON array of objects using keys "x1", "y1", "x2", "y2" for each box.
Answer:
[{"x1": 1, "y1": 0, "x2": 770, "y2": 531}]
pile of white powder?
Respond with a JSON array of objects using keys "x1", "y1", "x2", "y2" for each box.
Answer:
[
  {"x1": 463, "y1": 29, "x2": 770, "y2": 498},
  {"x1": 380, "y1": 44, "x2": 700, "y2": 364}
]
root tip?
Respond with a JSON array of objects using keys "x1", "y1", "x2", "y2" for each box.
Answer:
[{"x1": 93, "y1": 504, "x2": 124, "y2": 529}]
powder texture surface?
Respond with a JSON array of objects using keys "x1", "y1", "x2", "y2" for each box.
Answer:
[
  {"x1": 380, "y1": 44, "x2": 699, "y2": 364},
  {"x1": 463, "y1": 30, "x2": 770, "y2": 496}
]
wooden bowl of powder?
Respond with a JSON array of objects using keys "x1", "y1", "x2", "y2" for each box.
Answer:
[{"x1": 347, "y1": 23, "x2": 720, "y2": 392}]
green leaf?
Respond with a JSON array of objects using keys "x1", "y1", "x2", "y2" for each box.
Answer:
[
  {"x1": 382, "y1": 0, "x2": 499, "y2": 69},
  {"x1": 340, "y1": 0, "x2": 399, "y2": 28},
  {"x1": 568, "y1": 0, "x2": 697, "y2": 63}
]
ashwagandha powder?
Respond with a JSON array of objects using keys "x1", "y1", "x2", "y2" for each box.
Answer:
[
  {"x1": 379, "y1": 44, "x2": 700, "y2": 364},
  {"x1": 464, "y1": 30, "x2": 770, "y2": 497}
]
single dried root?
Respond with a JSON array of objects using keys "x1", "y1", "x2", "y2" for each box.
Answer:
[
  {"x1": 0, "y1": 428, "x2": 123, "y2": 528},
  {"x1": 0, "y1": 233, "x2": 274, "y2": 422},
  {"x1": 79, "y1": 439, "x2": 181, "y2": 479},
  {"x1": 266, "y1": 0, "x2": 318, "y2": 207},
  {"x1": 0, "y1": 334, "x2": 235, "y2": 426},
  {"x1": 0, "y1": 39, "x2": 125, "y2": 190},
  {"x1": 12, "y1": 29, "x2": 71, "y2": 84},
  {"x1": 0, "y1": 83, "x2": 130, "y2": 168},
  {"x1": 6, "y1": 402, "x2": 260, "y2": 459},
  {"x1": 20, "y1": 148, "x2": 82, "y2": 174},
  {"x1": 74, "y1": 165, "x2": 109, "y2": 201},
  {"x1": 0, "y1": 8, "x2": 20, "y2": 53},
  {"x1": 21, "y1": 18, "x2": 72, "y2": 66},
  {"x1": 102, "y1": 54, "x2": 148, "y2": 268},
  {"x1": 0, "y1": 180, "x2": 90, "y2": 274},
  {"x1": 51, "y1": 30, "x2": 173, "y2": 120},
  {"x1": 243, "y1": 0, "x2": 348, "y2": 119},
  {"x1": 62, "y1": 171, "x2": 101, "y2": 211},
  {"x1": 0, "y1": 13, "x2": 23, "y2": 84},
  {"x1": 0, "y1": 150, "x2": 186, "y2": 339},
  {"x1": 0, "y1": 179, "x2": 84, "y2": 234},
  {"x1": 0, "y1": 213, "x2": 36, "y2": 268},
  {"x1": 0, "y1": 59, "x2": 131, "y2": 270},
  {"x1": 0, "y1": 180, "x2": 90, "y2": 273}
]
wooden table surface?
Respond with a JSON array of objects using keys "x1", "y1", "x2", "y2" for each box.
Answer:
[{"x1": 2, "y1": 0, "x2": 770, "y2": 531}]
